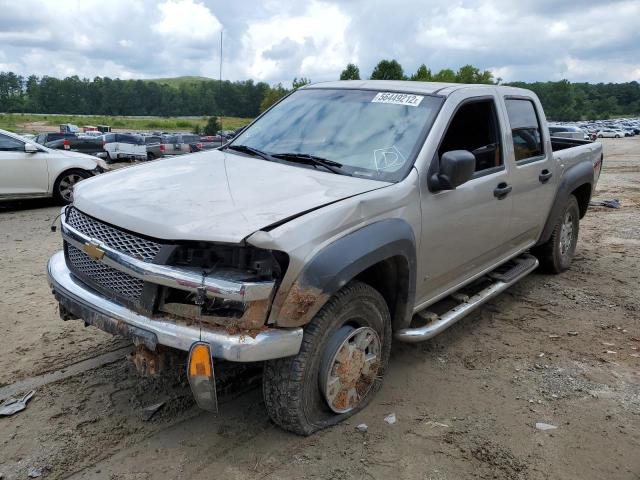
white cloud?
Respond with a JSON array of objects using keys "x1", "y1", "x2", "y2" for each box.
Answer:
[
  {"x1": 152, "y1": 0, "x2": 222, "y2": 44},
  {"x1": 241, "y1": 1, "x2": 354, "y2": 82}
]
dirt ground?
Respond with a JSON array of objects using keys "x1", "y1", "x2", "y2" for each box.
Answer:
[{"x1": 0, "y1": 138, "x2": 638, "y2": 480}]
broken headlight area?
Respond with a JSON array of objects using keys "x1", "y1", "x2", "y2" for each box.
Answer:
[{"x1": 157, "y1": 243, "x2": 288, "y2": 330}]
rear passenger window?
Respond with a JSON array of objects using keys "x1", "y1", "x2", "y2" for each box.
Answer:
[
  {"x1": 438, "y1": 99, "x2": 503, "y2": 173},
  {"x1": 0, "y1": 134, "x2": 24, "y2": 151},
  {"x1": 505, "y1": 99, "x2": 543, "y2": 162}
]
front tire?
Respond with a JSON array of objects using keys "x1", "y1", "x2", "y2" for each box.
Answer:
[
  {"x1": 533, "y1": 195, "x2": 580, "y2": 273},
  {"x1": 263, "y1": 281, "x2": 391, "y2": 436},
  {"x1": 53, "y1": 169, "x2": 91, "y2": 204}
]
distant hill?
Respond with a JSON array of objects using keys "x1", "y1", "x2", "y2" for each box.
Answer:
[{"x1": 145, "y1": 76, "x2": 214, "y2": 88}]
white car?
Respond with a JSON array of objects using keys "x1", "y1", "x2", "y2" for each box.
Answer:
[
  {"x1": 0, "y1": 128, "x2": 104, "y2": 204},
  {"x1": 100, "y1": 133, "x2": 147, "y2": 162},
  {"x1": 597, "y1": 129, "x2": 624, "y2": 138}
]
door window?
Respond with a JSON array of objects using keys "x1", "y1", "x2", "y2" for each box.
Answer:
[
  {"x1": 438, "y1": 99, "x2": 503, "y2": 173},
  {"x1": 505, "y1": 99, "x2": 544, "y2": 162},
  {"x1": 0, "y1": 134, "x2": 24, "y2": 152}
]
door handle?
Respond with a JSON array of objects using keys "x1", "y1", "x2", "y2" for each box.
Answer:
[
  {"x1": 539, "y1": 169, "x2": 553, "y2": 183},
  {"x1": 493, "y1": 182, "x2": 512, "y2": 200}
]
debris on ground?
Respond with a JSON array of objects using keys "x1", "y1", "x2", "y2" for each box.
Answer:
[
  {"x1": 141, "y1": 401, "x2": 166, "y2": 421},
  {"x1": 535, "y1": 422, "x2": 558, "y2": 431},
  {"x1": 589, "y1": 198, "x2": 621, "y2": 209},
  {"x1": 27, "y1": 467, "x2": 43, "y2": 478},
  {"x1": 384, "y1": 413, "x2": 397, "y2": 425},
  {"x1": 424, "y1": 421, "x2": 450, "y2": 428},
  {"x1": 0, "y1": 390, "x2": 35, "y2": 416},
  {"x1": 355, "y1": 423, "x2": 368, "y2": 433},
  {"x1": 548, "y1": 334, "x2": 561, "y2": 340},
  {"x1": 567, "y1": 331, "x2": 579, "y2": 336}
]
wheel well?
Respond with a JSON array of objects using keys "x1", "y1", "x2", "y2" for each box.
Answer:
[
  {"x1": 354, "y1": 256, "x2": 411, "y2": 331},
  {"x1": 571, "y1": 183, "x2": 591, "y2": 218}
]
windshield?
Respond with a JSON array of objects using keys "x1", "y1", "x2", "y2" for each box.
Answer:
[{"x1": 231, "y1": 88, "x2": 443, "y2": 181}]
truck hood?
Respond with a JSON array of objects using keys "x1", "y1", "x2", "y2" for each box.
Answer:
[{"x1": 73, "y1": 150, "x2": 389, "y2": 244}]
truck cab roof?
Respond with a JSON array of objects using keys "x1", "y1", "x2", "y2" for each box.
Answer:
[{"x1": 303, "y1": 80, "x2": 533, "y2": 98}]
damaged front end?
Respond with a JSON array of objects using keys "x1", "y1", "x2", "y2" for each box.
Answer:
[
  {"x1": 155, "y1": 242, "x2": 289, "y2": 332},
  {"x1": 48, "y1": 208, "x2": 304, "y2": 411}
]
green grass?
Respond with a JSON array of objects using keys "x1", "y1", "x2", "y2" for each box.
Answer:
[
  {"x1": 145, "y1": 76, "x2": 213, "y2": 88},
  {"x1": 0, "y1": 113, "x2": 252, "y2": 134}
]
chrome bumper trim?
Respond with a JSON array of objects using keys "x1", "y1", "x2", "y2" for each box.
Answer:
[
  {"x1": 60, "y1": 216, "x2": 274, "y2": 302},
  {"x1": 48, "y1": 251, "x2": 303, "y2": 361}
]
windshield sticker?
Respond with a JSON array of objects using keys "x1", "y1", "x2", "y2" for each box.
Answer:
[
  {"x1": 373, "y1": 146, "x2": 406, "y2": 172},
  {"x1": 371, "y1": 92, "x2": 424, "y2": 107}
]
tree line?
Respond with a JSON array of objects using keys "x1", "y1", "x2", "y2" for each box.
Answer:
[
  {"x1": 0, "y1": 72, "x2": 269, "y2": 117},
  {"x1": 1, "y1": 61, "x2": 639, "y2": 121}
]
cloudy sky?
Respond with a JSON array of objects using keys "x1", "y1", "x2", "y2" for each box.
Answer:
[{"x1": 1, "y1": 0, "x2": 639, "y2": 85}]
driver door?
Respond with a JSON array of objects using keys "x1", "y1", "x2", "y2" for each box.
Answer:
[
  {"x1": 416, "y1": 93, "x2": 515, "y2": 305},
  {"x1": 0, "y1": 133, "x2": 49, "y2": 197}
]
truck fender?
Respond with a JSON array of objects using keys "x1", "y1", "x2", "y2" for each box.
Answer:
[
  {"x1": 536, "y1": 160, "x2": 594, "y2": 246},
  {"x1": 271, "y1": 219, "x2": 417, "y2": 329}
]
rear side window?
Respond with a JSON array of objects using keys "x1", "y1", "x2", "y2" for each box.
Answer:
[
  {"x1": 505, "y1": 99, "x2": 544, "y2": 162},
  {"x1": 0, "y1": 133, "x2": 24, "y2": 151}
]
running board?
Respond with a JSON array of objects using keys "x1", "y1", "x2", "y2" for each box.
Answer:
[{"x1": 395, "y1": 254, "x2": 539, "y2": 343}]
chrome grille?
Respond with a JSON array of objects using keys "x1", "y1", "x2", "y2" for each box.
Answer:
[
  {"x1": 67, "y1": 245, "x2": 144, "y2": 300},
  {"x1": 66, "y1": 208, "x2": 162, "y2": 261}
]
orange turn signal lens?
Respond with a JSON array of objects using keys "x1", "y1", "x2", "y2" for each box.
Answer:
[
  {"x1": 189, "y1": 342, "x2": 213, "y2": 377},
  {"x1": 187, "y1": 342, "x2": 218, "y2": 413}
]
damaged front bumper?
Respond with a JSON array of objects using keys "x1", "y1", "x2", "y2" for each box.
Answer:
[{"x1": 47, "y1": 251, "x2": 303, "y2": 362}]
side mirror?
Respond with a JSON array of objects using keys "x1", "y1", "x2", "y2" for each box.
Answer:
[
  {"x1": 24, "y1": 143, "x2": 38, "y2": 153},
  {"x1": 430, "y1": 150, "x2": 476, "y2": 191}
]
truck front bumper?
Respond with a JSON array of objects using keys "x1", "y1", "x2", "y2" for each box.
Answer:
[{"x1": 47, "y1": 251, "x2": 303, "y2": 362}]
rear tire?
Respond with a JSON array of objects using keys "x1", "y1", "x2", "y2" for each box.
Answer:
[
  {"x1": 53, "y1": 169, "x2": 91, "y2": 204},
  {"x1": 263, "y1": 281, "x2": 391, "y2": 436},
  {"x1": 147, "y1": 152, "x2": 155, "y2": 161},
  {"x1": 533, "y1": 195, "x2": 580, "y2": 274}
]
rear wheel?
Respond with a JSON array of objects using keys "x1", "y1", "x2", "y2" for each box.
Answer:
[
  {"x1": 263, "y1": 281, "x2": 391, "y2": 436},
  {"x1": 147, "y1": 152, "x2": 155, "y2": 161},
  {"x1": 533, "y1": 195, "x2": 580, "y2": 273},
  {"x1": 53, "y1": 169, "x2": 91, "y2": 204}
]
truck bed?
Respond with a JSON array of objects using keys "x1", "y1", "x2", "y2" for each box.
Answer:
[{"x1": 551, "y1": 136, "x2": 603, "y2": 186}]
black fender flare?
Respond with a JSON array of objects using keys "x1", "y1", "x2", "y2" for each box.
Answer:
[
  {"x1": 271, "y1": 218, "x2": 417, "y2": 329},
  {"x1": 537, "y1": 160, "x2": 593, "y2": 246}
]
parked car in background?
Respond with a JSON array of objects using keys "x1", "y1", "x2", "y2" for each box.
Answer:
[
  {"x1": 161, "y1": 134, "x2": 201, "y2": 155},
  {"x1": 0, "y1": 128, "x2": 103, "y2": 204},
  {"x1": 60, "y1": 123, "x2": 79, "y2": 134},
  {"x1": 35, "y1": 132, "x2": 77, "y2": 145},
  {"x1": 144, "y1": 135, "x2": 164, "y2": 160},
  {"x1": 100, "y1": 133, "x2": 147, "y2": 162},
  {"x1": 597, "y1": 129, "x2": 624, "y2": 138},
  {"x1": 548, "y1": 124, "x2": 589, "y2": 140},
  {"x1": 196, "y1": 135, "x2": 225, "y2": 150},
  {"x1": 45, "y1": 136, "x2": 106, "y2": 156}
]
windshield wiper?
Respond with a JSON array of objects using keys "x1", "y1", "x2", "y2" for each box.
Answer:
[
  {"x1": 271, "y1": 152, "x2": 345, "y2": 175},
  {"x1": 225, "y1": 144, "x2": 277, "y2": 163}
]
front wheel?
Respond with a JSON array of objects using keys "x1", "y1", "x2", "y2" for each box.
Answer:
[
  {"x1": 533, "y1": 195, "x2": 580, "y2": 273},
  {"x1": 53, "y1": 169, "x2": 91, "y2": 204},
  {"x1": 263, "y1": 281, "x2": 391, "y2": 436}
]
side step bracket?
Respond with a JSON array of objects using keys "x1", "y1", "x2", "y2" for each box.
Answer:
[{"x1": 395, "y1": 254, "x2": 538, "y2": 343}]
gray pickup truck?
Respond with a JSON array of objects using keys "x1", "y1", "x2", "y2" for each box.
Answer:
[{"x1": 47, "y1": 81, "x2": 603, "y2": 435}]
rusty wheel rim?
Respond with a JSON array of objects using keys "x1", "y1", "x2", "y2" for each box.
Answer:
[{"x1": 320, "y1": 326, "x2": 381, "y2": 414}]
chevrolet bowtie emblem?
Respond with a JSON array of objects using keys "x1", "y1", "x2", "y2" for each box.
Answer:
[{"x1": 83, "y1": 242, "x2": 105, "y2": 261}]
